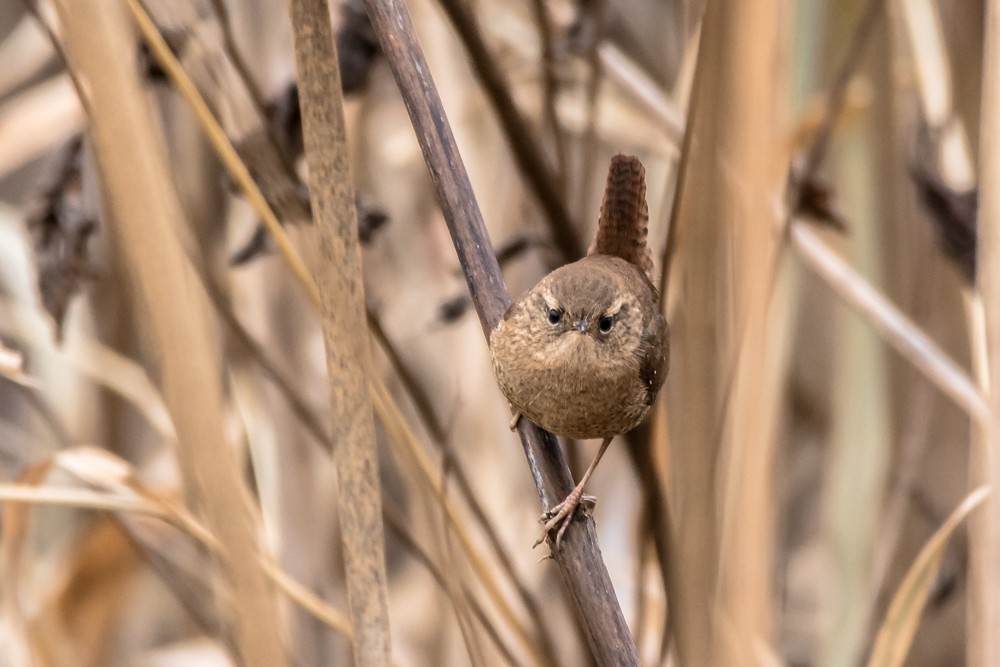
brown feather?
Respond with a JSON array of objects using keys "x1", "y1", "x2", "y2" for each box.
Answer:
[{"x1": 589, "y1": 154, "x2": 654, "y2": 282}]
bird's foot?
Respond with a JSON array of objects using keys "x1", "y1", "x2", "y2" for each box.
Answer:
[
  {"x1": 534, "y1": 492, "x2": 597, "y2": 550},
  {"x1": 508, "y1": 411, "x2": 522, "y2": 431}
]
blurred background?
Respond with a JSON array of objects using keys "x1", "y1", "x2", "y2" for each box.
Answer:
[{"x1": 0, "y1": 0, "x2": 989, "y2": 665}]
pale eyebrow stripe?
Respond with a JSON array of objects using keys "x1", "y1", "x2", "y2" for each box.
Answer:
[{"x1": 541, "y1": 288, "x2": 559, "y2": 310}]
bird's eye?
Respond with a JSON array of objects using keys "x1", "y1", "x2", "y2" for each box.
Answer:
[
  {"x1": 598, "y1": 316, "x2": 614, "y2": 333},
  {"x1": 547, "y1": 308, "x2": 562, "y2": 325}
]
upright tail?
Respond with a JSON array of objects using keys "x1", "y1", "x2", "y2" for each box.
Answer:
[{"x1": 589, "y1": 154, "x2": 654, "y2": 282}]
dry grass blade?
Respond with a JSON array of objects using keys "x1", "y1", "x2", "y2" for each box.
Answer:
[
  {"x1": 0, "y1": 13, "x2": 53, "y2": 98},
  {"x1": 712, "y1": 1, "x2": 787, "y2": 658},
  {"x1": 54, "y1": 2, "x2": 287, "y2": 664},
  {"x1": 0, "y1": 339, "x2": 37, "y2": 388},
  {"x1": 0, "y1": 448, "x2": 355, "y2": 642},
  {"x1": 123, "y1": 0, "x2": 320, "y2": 308},
  {"x1": 0, "y1": 296, "x2": 175, "y2": 444},
  {"x1": 1, "y1": 455, "x2": 60, "y2": 666},
  {"x1": 0, "y1": 484, "x2": 167, "y2": 514},
  {"x1": 867, "y1": 487, "x2": 990, "y2": 667},
  {"x1": 598, "y1": 43, "x2": 685, "y2": 146},
  {"x1": 0, "y1": 74, "x2": 83, "y2": 178},
  {"x1": 286, "y1": 0, "x2": 391, "y2": 663},
  {"x1": 381, "y1": 505, "x2": 525, "y2": 667},
  {"x1": 897, "y1": 0, "x2": 975, "y2": 190},
  {"x1": 258, "y1": 559, "x2": 354, "y2": 641}
]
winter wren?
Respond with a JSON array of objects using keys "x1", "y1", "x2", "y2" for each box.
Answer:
[{"x1": 490, "y1": 154, "x2": 669, "y2": 548}]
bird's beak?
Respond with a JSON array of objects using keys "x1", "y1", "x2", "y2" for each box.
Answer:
[{"x1": 574, "y1": 319, "x2": 588, "y2": 333}]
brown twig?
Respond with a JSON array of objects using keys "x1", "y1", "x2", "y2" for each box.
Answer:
[
  {"x1": 361, "y1": 1, "x2": 638, "y2": 663},
  {"x1": 433, "y1": 0, "x2": 583, "y2": 264},
  {"x1": 285, "y1": 0, "x2": 392, "y2": 664}
]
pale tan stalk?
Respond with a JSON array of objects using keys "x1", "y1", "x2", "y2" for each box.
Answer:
[
  {"x1": 663, "y1": 1, "x2": 786, "y2": 663},
  {"x1": 972, "y1": 3, "x2": 1000, "y2": 665},
  {"x1": 53, "y1": 2, "x2": 287, "y2": 664},
  {"x1": 712, "y1": 2, "x2": 787, "y2": 664}
]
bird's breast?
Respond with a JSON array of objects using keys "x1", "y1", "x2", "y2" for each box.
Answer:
[{"x1": 492, "y1": 329, "x2": 651, "y2": 440}]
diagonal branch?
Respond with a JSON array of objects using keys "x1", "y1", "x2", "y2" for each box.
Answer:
[{"x1": 361, "y1": 0, "x2": 639, "y2": 663}]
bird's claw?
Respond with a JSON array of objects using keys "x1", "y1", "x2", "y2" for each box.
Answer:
[
  {"x1": 533, "y1": 494, "x2": 597, "y2": 550},
  {"x1": 508, "y1": 411, "x2": 522, "y2": 431}
]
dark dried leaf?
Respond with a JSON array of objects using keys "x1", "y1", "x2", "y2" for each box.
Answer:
[
  {"x1": 229, "y1": 224, "x2": 271, "y2": 266},
  {"x1": 437, "y1": 234, "x2": 543, "y2": 324},
  {"x1": 437, "y1": 293, "x2": 472, "y2": 323},
  {"x1": 793, "y1": 174, "x2": 848, "y2": 232},
  {"x1": 24, "y1": 136, "x2": 97, "y2": 336},
  {"x1": 494, "y1": 233, "x2": 543, "y2": 266},
  {"x1": 910, "y1": 158, "x2": 977, "y2": 284},
  {"x1": 357, "y1": 196, "x2": 389, "y2": 244},
  {"x1": 230, "y1": 194, "x2": 390, "y2": 265},
  {"x1": 267, "y1": 82, "x2": 303, "y2": 161},
  {"x1": 338, "y1": 0, "x2": 381, "y2": 94}
]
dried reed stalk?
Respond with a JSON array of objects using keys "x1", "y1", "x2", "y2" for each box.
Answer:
[
  {"x1": 710, "y1": 2, "x2": 786, "y2": 663},
  {"x1": 972, "y1": 3, "x2": 1000, "y2": 665},
  {"x1": 285, "y1": 0, "x2": 391, "y2": 664},
  {"x1": 53, "y1": 2, "x2": 286, "y2": 665},
  {"x1": 361, "y1": 0, "x2": 639, "y2": 663},
  {"x1": 663, "y1": 1, "x2": 785, "y2": 663}
]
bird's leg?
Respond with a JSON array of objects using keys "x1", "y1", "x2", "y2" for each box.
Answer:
[
  {"x1": 508, "y1": 410, "x2": 522, "y2": 431},
  {"x1": 534, "y1": 437, "x2": 613, "y2": 550}
]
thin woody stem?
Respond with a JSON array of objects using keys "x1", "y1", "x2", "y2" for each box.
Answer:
[{"x1": 361, "y1": 0, "x2": 640, "y2": 663}]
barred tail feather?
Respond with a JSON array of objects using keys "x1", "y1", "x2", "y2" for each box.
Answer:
[{"x1": 589, "y1": 154, "x2": 654, "y2": 282}]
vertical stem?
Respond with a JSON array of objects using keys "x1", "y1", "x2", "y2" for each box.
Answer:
[
  {"x1": 971, "y1": 2, "x2": 1000, "y2": 664},
  {"x1": 664, "y1": 0, "x2": 786, "y2": 662},
  {"x1": 285, "y1": 0, "x2": 391, "y2": 664},
  {"x1": 56, "y1": 3, "x2": 287, "y2": 666},
  {"x1": 714, "y1": 0, "x2": 787, "y2": 659}
]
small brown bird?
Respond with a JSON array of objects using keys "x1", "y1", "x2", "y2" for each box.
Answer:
[{"x1": 490, "y1": 154, "x2": 669, "y2": 548}]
